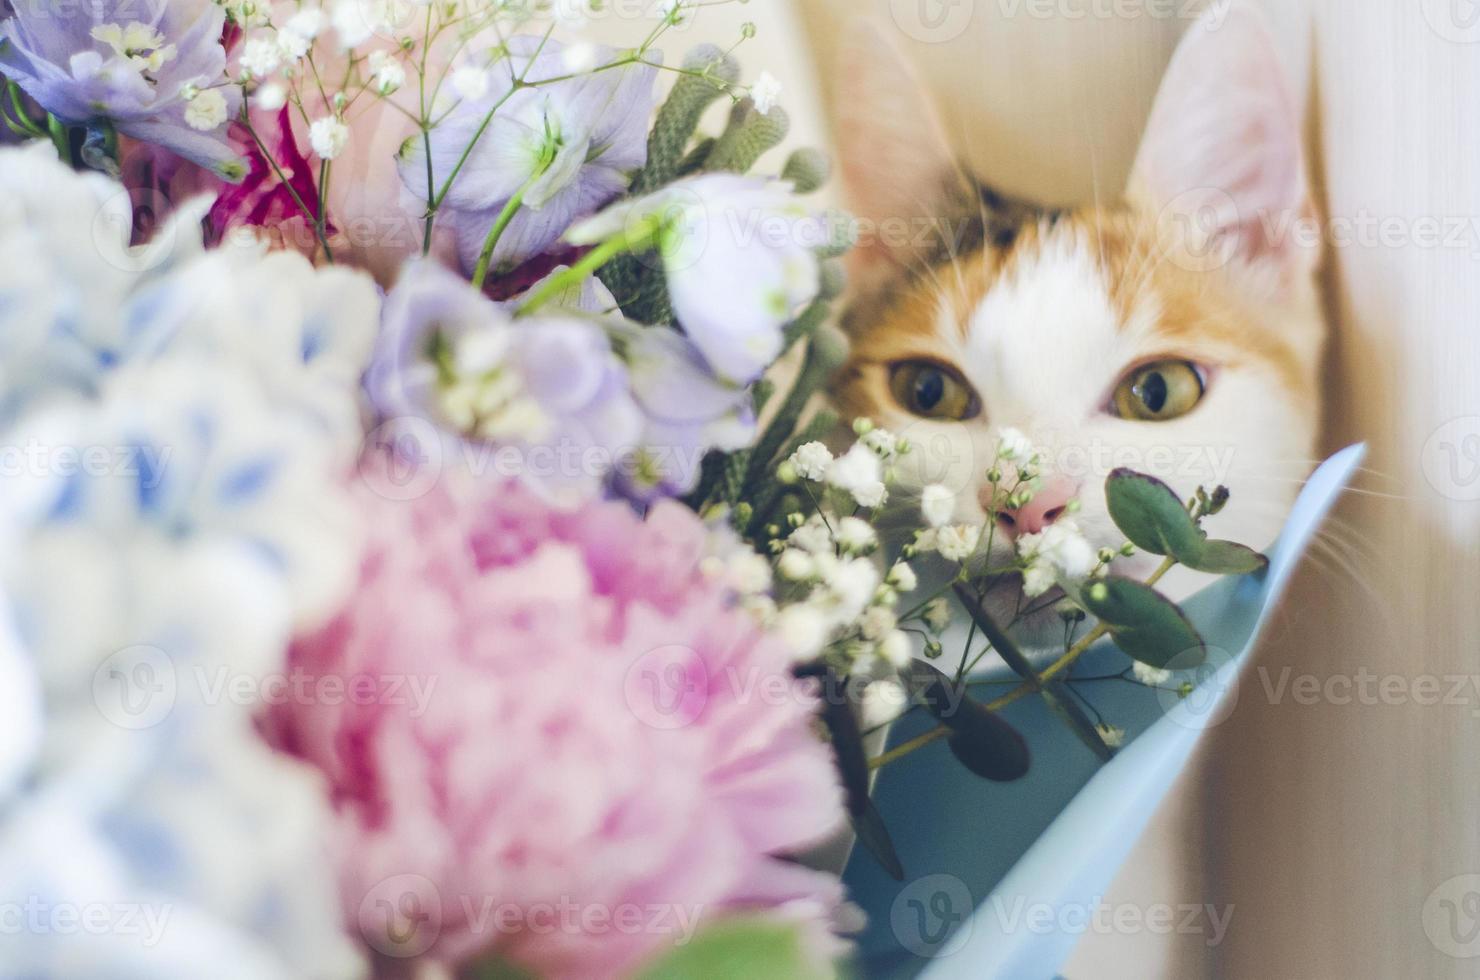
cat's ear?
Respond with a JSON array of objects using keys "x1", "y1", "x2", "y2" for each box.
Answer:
[
  {"x1": 835, "y1": 19, "x2": 971, "y2": 280},
  {"x1": 1128, "y1": 6, "x2": 1317, "y2": 290}
]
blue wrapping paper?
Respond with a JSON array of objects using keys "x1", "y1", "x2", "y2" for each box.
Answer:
[{"x1": 843, "y1": 446, "x2": 1366, "y2": 979}]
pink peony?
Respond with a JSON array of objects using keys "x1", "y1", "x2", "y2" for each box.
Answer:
[{"x1": 266, "y1": 462, "x2": 848, "y2": 978}]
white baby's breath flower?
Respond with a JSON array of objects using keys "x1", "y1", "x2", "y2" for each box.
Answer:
[
  {"x1": 309, "y1": 116, "x2": 350, "y2": 159},
  {"x1": 183, "y1": 88, "x2": 228, "y2": 131},
  {"x1": 922, "y1": 597, "x2": 951, "y2": 633},
  {"x1": 253, "y1": 81, "x2": 289, "y2": 111},
  {"x1": 878, "y1": 630, "x2": 913, "y2": 669},
  {"x1": 920, "y1": 484, "x2": 955, "y2": 528},
  {"x1": 1020, "y1": 521, "x2": 1096, "y2": 581},
  {"x1": 935, "y1": 525, "x2": 981, "y2": 563},
  {"x1": 451, "y1": 65, "x2": 491, "y2": 101},
  {"x1": 997, "y1": 426, "x2": 1034, "y2": 461},
  {"x1": 776, "y1": 549, "x2": 815, "y2": 581},
  {"x1": 860, "y1": 679, "x2": 909, "y2": 729},
  {"x1": 886, "y1": 562, "x2": 917, "y2": 593},
  {"x1": 286, "y1": 8, "x2": 325, "y2": 40},
  {"x1": 852, "y1": 480, "x2": 887, "y2": 509},
  {"x1": 1132, "y1": 662, "x2": 1173, "y2": 687},
  {"x1": 561, "y1": 41, "x2": 600, "y2": 73},
  {"x1": 1021, "y1": 561, "x2": 1056, "y2": 598},
  {"x1": 829, "y1": 559, "x2": 880, "y2": 620},
  {"x1": 750, "y1": 70, "x2": 783, "y2": 115},
  {"x1": 775, "y1": 604, "x2": 829, "y2": 660},
  {"x1": 239, "y1": 37, "x2": 282, "y2": 78},
  {"x1": 835, "y1": 517, "x2": 876, "y2": 553},
  {"x1": 1095, "y1": 724, "x2": 1126, "y2": 749},
  {"x1": 372, "y1": 58, "x2": 406, "y2": 95},
  {"x1": 724, "y1": 550, "x2": 772, "y2": 596},
  {"x1": 787, "y1": 518, "x2": 831, "y2": 555},
  {"x1": 826, "y1": 443, "x2": 882, "y2": 496},
  {"x1": 277, "y1": 28, "x2": 313, "y2": 61},
  {"x1": 861, "y1": 606, "x2": 896, "y2": 641},
  {"x1": 789, "y1": 441, "x2": 832, "y2": 482},
  {"x1": 861, "y1": 427, "x2": 897, "y2": 459}
]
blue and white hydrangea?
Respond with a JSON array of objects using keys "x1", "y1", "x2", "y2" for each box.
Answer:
[{"x1": 0, "y1": 144, "x2": 377, "y2": 977}]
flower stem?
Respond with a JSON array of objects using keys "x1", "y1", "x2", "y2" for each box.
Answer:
[
  {"x1": 867, "y1": 553, "x2": 1180, "y2": 770},
  {"x1": 869, "y1": 727, "x2": 948, "y2": 771},
  {"x1": 515, "y1": 217, "x2": 662, "y2": 314},
  {"x1": 469, "y1": 166, "x2": 545, "y2": 290}
]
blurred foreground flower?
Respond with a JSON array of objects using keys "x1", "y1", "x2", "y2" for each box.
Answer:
[
  {"x1": 568, "y1": 174, "x2": 825, "y2": 384},
  {"x1": 0, "y1": 0, "x2": 245, "y2": 178},
  {"x1": 268, "y1": 463, "x2": 849, "y2": 978},
  {"x1": 0, "y1": 144, "x2": 377, "y2": 976}
]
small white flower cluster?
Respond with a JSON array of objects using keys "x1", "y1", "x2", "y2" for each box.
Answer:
[
  {"x1": 1016, "y1": 521, "x2": 1099, "y2": 598},
  {"x1": 782, "y1": 418, "x2": 902, "y2": 510},
  {"x1": 757, "y1": 425, "x2": 923, "y2": 666}
]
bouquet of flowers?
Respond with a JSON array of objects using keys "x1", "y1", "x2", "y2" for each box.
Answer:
[{"x1": 0, "y1": 2, "x2": 1357, "y2": 978}]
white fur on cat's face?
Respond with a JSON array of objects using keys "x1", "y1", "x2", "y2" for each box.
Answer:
[
  {"x1": 832, "y1": 7, "x2": 1325, "y2": 633},
  {"x1": 867, "y1": 221, "x2": 1319, "y2": 620}
]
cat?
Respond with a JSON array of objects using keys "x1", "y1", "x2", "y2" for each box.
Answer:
[{"x1": 828, "y1": 6, "x2": 1325, "y2": 649}]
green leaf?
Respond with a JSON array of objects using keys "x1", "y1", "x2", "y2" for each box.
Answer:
[
  {"x1": 1081, "y1": 577, "x2": 1207, "y2": 670},
  {"x1": 810, "y1": 667, "x2": 904, "y2": 880},
  {"x1": 1104, "y1": 469, "x2": 1205, "y2": 560},
  {"x1": 1181, "y1": 538, "x2": 1269, "y2": 576},
  {"x1": 952, "y1": 585, "x2": 1114, "y2": 763},
  {"x1": 904, "y1": 662, "x2": 1030, "y2": 781},
  {"x1": 852, "y1": 799, "x2": 905, "y2": 882},
  {"x1": 633, "y1": 918, "x2": 831, "y2": 980}
]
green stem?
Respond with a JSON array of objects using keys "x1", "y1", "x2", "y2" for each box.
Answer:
[
  {"x1": 516, "y1": 217, "x2": 662, "y2": 314},
  {"x1": 869, "y1": 553, "x2": 1180, "y2": 770},
  {"x1": 241, "y1": 115, "x2": 335, "y2": 263},
  {"x1": 869, "y1": 727, "x2": 947, "y2": 771},
  {"x1": 469, "y1": 164, "x2": 547, "y2": 290},
  {"x1": 47, "y1": 114, "x2": 70, "y2": 164}
]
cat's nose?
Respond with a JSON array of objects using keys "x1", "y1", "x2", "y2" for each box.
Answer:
[{"x1": 992, "y1": 474, "x2": 1079, "y2": 537}]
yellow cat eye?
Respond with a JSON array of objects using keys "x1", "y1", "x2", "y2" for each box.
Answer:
[
  {"x1": 889, "y1": 360, "x2": 981, "y2": 421},
  {"x1": 1111, "y1": 360, "x2": 1206, "y2": 422}
]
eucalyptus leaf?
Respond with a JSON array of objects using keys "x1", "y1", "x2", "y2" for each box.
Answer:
[
  {"x1": 1081, "y1": 577, "x2": 1206, "y2": 670},
  {"x1": 812, "y1": 668, "x2": 903, "y2": 880},
  {"x1": 1181, "y1": 538, "x2": 1269, "y2": 576},
  {"x1": 1105, "y1": 469, "x2": 1205, "y2": 560},
  {"x1": 904, "y1": 662, "x2": 1030, "y2": 781},
  {"x1": 633, "y1": 919, "x2": 827, "y2": 980}
]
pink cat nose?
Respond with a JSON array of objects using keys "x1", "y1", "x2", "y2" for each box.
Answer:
[{"x1": 992, "y1": 474, "x2": 1079, "y2": 536}]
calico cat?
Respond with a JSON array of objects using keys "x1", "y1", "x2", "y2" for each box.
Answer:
[{"x1": 829, "y1": 7, "x2": 1325, "y2": 642}]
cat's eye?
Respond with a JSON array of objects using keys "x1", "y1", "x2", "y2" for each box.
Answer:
[
  {"x1": 1111, "y1": 360, "x2": 1206, "y2": 422},
  {"x1": 889, "y1": 361, "x2": 981, "y2": 421}
]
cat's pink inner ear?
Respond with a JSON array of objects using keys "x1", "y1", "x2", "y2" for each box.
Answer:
[
  {"x1": 835, "y1": 19, "x2": 963, "y2": 278},
  {"x1": 1129, "y1": 6, "x2": 1315, "y2": 274}
]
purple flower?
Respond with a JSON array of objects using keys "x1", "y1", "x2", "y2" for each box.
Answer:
[
  {"x1": 398, "y1": 36, "x2": 656, "y2": 276},
  {"x1": 570, "y1": 174, "x2": 824, "y2": 384},
  {"x1": 365, "y1": 261, "x2": 643, "y2": 497},
  {"x1": 622, "y1": 327, "x2": 756, "y2": 501},
  {"x1": 0, "y1": 0, "x2": 244, "y2": 179}
]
